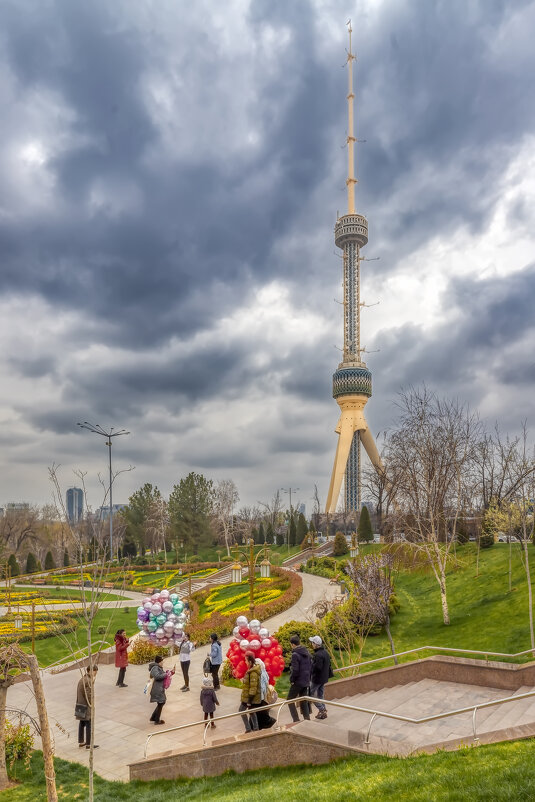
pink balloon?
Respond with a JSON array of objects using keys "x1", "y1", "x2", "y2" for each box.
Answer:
[{"x1": 151, "y1": 593, "x2": 160, "y2": 602}]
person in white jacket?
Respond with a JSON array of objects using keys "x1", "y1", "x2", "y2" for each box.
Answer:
[{"x1": 179, "y1": 633, "x2": 196, "y2": 692}]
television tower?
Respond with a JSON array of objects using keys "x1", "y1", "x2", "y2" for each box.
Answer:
[{"x1": 325, "y1": 22, "x2": 384, "y2": 515}]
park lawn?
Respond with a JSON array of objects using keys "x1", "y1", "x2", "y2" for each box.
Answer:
[
  {"x1": 8, "y1": 739, "x2": 535, "y2": 801},
  {"x1": 18, "y1": 606, "x2": 138, "y2": 667},
  {"x1": 354, "y1": 542, "x2": 535, "y2": 671}
]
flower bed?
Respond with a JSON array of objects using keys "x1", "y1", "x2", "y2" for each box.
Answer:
[
  {"x1": 188, "y1": 567, "x2": 302, "y2": 645},
  {"x1": 0, "y1": 610, "x2": 78, "y2": 644}
]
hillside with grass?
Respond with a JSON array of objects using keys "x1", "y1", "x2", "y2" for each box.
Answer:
[
  {"x1": 307, "y1": 543, "x2": 535, "y2": 670},
  {"x1": 8, "y1": 741, "x2": 535, "y2": 801}
]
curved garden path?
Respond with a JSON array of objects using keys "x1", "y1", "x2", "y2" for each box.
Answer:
[{"x1": 7, "y1": 571, "x2": 339, "y2": 782}]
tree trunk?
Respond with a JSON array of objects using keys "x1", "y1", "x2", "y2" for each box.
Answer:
[
  {"x1": 439, "y1": 573, "x2": 450, "y2": 625},
  {"x1": 509, "y1": 537, "x2": 512, "y2": 593},
  {"x1": 0, "y1": 684, "x2": 10, "y2": 791},
  {"x1": 385, "y1": 613, "x2": 398, "y2": 664},
  {"x1": 27, "y1": 655, "x2": 58, "y2": 802},
  {"x1": 523, "y1": 540, "x2": 535, "y2": 651}
]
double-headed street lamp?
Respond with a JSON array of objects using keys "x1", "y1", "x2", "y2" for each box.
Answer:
[
  {"x1": 77, "y1": 422, "x2": 130, "y2": 562},
  {"x1": 231, "y1": 538, "x2": 271, "y2": 615}
]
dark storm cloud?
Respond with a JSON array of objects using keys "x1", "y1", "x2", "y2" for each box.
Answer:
[
  {"x1": 371, "y1": 263, "x2": 535, "y2": 418},
  {"x1": 1, "y1": 0, "x2": 535, "y2": 507},
  {"x1": 0, "y1": 0, "x2": 340, "y2": 354}
]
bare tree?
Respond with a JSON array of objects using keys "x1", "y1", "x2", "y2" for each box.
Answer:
[
  {"x1": 312, "y1": 484, "x2": 322, "y2": 532},
  {"x1": 484, "y1": 427, "x2": 535, "y2": 648},
  {"x1": 383, "y1": 387, "x2": 480, "y2": 625},
  {"x1": 144, "y1": 496, "x2": 170, "y2": 561},
  {"x1": 0, "y1": 644, "x2": 57, "y2": 800},
  {"x1": 345, "y1": 552, "x2": 398, "y2": 662},
  {"x1": 214, "y1": 479, "x2": 240, "y2": 556},
  {"x1": 48, "y1": 464, "x2": 133, "y2": 802}
]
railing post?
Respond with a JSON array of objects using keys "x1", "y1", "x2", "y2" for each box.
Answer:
[
  {"x1": 365, "y1": 712, "x2": 377, "y2": 744},
  {"x1": 472, "y1": 706, "x2": 479, "y2": 742}
]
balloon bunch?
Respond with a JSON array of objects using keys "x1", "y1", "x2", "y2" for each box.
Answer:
[
  {"x1": 226, "y1": 615, "x2": 285, "y2": 685},
  {"x1": 136, "y1": 589, "x2": 187, "y2": 646}
]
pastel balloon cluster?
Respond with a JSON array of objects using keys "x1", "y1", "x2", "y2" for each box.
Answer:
[
  {"x1": 226, "y1": 615, "x2": 285, "y2": 684},
  {"x1": 136, "y1": 588, "x2": 187, "y2": 646}
]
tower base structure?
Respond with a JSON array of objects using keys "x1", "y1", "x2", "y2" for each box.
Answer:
[{"x1": 325, "y1": 394, "x2": 384, "y2": 515}]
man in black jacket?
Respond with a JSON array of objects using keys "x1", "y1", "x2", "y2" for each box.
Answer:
[
  {"x1": 309, "y1": 635, "x2": 331, "y2": 720},
  {"x1": 287, "y1": 635, "x2": 311, "y2": 722}
]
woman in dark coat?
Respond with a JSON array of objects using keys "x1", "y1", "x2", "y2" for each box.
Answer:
[
  {"x1": 148, "y1": 655, "x2": 170, "y2": 725},
  {"x1": 114, "y1": 629, "x2": 129, "y2": 687}
]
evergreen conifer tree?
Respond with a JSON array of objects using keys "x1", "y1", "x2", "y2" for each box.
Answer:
[
  {"x1": 8, "y1": 553, "x2": 20, "y2": 577},
  {"x1": 44, "y1": 551, "x2": 55, "y2": 570},
  {"x1": 276, "y1": 531, "x2": 285, "y2": 546},
  {"x1": 258, "y1": 522, "x2": 265, "y2": 543},
  {"x1": 296, "y1": 513, "x2": 308, "y2": 545},
  {"x1": 63, "y1": 549, "x2": 70, "y2": 567},
  {"x1": 289, "y1": 515, "x2": 297, "y2": 547},
  {"x1": 333, "y1": 531, "x2": 349, "y2": 556},
  {"x1": 265, "y1": 522, "x2": 274, "y2": 545},
  {"x1": 26, "y1": 552, "x2": 37, "y2": 574},
  {"x1": 357, "y1": 506, "x2": 373, "y2": 543}
]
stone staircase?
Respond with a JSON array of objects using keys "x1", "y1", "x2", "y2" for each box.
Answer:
[{"x1": 294, "y1": 677, "x2": 535, "y2": 755}]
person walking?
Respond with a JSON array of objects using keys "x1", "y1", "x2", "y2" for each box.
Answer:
[
  {"x1": 148, "y1": 655, "x2": 173, "y2": 725},
  {"x1": 179, "y1": 633, "x2": 196, "y2": 692},
  {"x1": 309, "y1": 635, "x2": 331, "y2": 720},
  {"x1": 209, "y1": 632, "x2": 223, "y2": 690},
  {"x1": 239, "y1": 652, "x2": 261, "y2": 733},
  {"x1": 287, "y1": 635, "x2": 311, "y2": 722},
  {"x1": 200, "y1": 676, "x2": 219, "y2": 728},
  {"x1": 114, "y1": 629, "x2": 129, "y2": 687},
  {"x1": 254, "y1": 656, "x2": 276, "y2": 730},
  {"x1": 76, "y1": 665, "x2": 99, "y2": 749}
]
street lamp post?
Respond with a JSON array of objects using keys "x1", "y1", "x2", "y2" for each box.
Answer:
[
  {"x1": 1, "y1": 563, "x2": 12, "y2": 614},
  {"x1": 77, "y1": 422, "x2": 130, "y2": 561},
  {"x1": 231, "y1": 539, "x2": 271, "y2": 615},
  {"x1": 281, "y1": 487, "x2": 299, "y2": 553}
]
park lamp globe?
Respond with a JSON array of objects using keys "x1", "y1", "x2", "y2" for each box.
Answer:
[
  {"x1": 231, "y1": 562, "x2": 243, "y2": 584},
  {"x1": 260, "y1": 558, "x2": 271, "y2": 579},
  {"x1": 14, "y1": 613, "x2": 23, "y2": 631}
]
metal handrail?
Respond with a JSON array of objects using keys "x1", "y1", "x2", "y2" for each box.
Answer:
[
  {"x1": 334, "y1": 645, "x2": 535, "y2": 674},
  {"x1": 143, "y1": 686, "x2": 535, "y2": 758},
  {"x1": 44, "y1": 640, "x2": 112, "y2": 672},
  {"x1": 144, "y1": 698, "x2": 287, "y2": 757}
]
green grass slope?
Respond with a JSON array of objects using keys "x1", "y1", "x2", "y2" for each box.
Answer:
[
  {"x1": 8, "y1": 740, "x2": 535, "y2": 801},
  {"x1": 357, "y1": 543, "x2": 535, "y2": 669}
]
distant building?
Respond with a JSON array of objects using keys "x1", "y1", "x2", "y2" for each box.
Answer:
[
  {"x1": 96, "y1": 503, "x2": 127, "y2": 520},
  {"x1": 6, "y1": 502, "x2": 30, "y2": 511},
  {"x1": 297, "y1": 503, "x2": 306, "y2": 517},
  {"x1": 66, "y1": 487, "x2": 84, "y2": 523}
]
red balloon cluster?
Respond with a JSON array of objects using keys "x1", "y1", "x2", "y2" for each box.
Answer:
[{"x1": 226, "y1": 616, "x2": 285, "y2": 685}]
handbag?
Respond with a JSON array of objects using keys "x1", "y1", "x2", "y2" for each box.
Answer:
[
  {"x1": 203, "y1": 655, "x2": 212, "y2": 675},
  {"x1": 143, "y1": 677, "x2": 154, "y2": 696},
  {"x1": 74, "y1": 703, "x2": 88, "y2": 720},
  {"x1": 265, "y1": 684, "x2": 278, "y2": 705}
]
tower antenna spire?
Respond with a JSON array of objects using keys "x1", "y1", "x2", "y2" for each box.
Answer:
[{"x1": 346, "y1": 19, "x2": 357, "y2": 215}]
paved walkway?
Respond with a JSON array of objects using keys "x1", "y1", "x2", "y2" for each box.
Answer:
[{"x1": 8, "y1": 572, "x2": 339, "y2": 781}]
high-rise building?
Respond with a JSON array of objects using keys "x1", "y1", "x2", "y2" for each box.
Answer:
[
  {"x1": 325, "y1": 24, "x2": 384, "y2": 514},
  {"x1": 66, "y1": 487, "x2": 84, "y2": 523}
]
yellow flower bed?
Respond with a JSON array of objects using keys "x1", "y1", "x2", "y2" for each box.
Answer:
[{"x1": 200, "y1": 582, "x2": 283, "y2": 621}]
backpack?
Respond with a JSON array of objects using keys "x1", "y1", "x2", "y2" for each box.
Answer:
[{"x1": 203, "y1": 655, "x2": 212, "y2": 675}]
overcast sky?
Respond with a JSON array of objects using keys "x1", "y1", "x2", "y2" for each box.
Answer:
[{"x1": 1, "y1": 0, "x2": 534, "y2": 515}]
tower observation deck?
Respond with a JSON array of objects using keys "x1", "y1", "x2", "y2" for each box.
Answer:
[{"x1": 325, "y1": 23, "x2": 384, "y2": 515}]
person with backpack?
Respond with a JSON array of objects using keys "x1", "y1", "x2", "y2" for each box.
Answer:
[
  {"x1": 209, "y1": 632, "x2": 223, "y2": 690},
  {"x1": 239, "y1": 652, "x2": 261, "y2": 733},
  {"x1": 309, "y1": 635, "x2": 332, "y2": 720},
  {"x1": 287, "y1": 634, "x2": 311, "y2": 722},
  {"x1": 179, "y1": 633, "x2": 196, "y2": 692}
]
